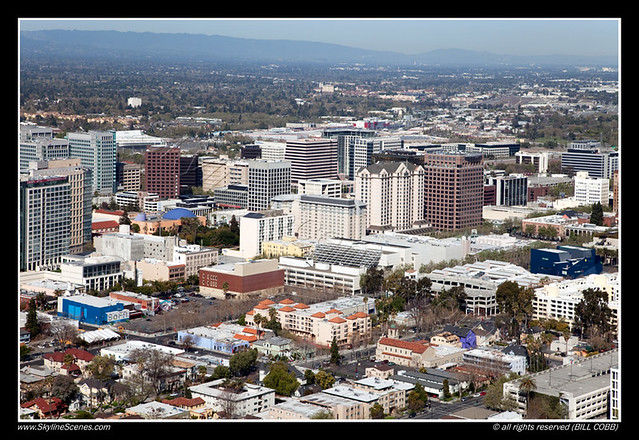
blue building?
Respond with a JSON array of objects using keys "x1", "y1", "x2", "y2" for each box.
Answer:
[
  {"x1": 443, "y1": 325, "x2": 477, "y2": 349},
  {"x1": 530, "y1": 245, "x2": 602, "y2": 279},
  {"x1": 57, "y1": 295, "x2": 129, "y2": 325}
]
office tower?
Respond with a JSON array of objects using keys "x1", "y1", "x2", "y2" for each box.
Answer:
[
  {"x1": 116, "y1": 162, "x2": 143, "y2": 191},
  {"x1": 240, "y1": 144, "x2": 262, "y2": 159},
  {"x1": 145, "y1": 145, "x2": 181, "y2": 199},
  {"x1": 561, "y1": 148, "x2": 618, "y2": 179},
  {"x1": 423, "y1": 152, "x2": 484, "y2": 230},
  {"x1": 573, "y1": 171, "x2": 609, "y2": 206},
  {"x1": 285, "y1": 138, "x2": 337, "y2": 183},
  {"x1": 349, "y1": 136, "x2": 403, "y2": 179},
  {"x1": 256, "y1": 141, "x2": 286, "y2": 161},
  {"x1": 322, "y1": 128, "x2": 375, "y2": 177},
  {"x1": 487, "y1": 175, "x2": 528, "y2": 206},
  {"x1": 26, "y1": 159, "x2": 93, "y2": 254},
  {"x1": 247, "y1": 160, "x2": 291, "y2": 211},
  {"x1": 19, "y1": 175, "x2": 71, "y2": 271},
  {"x1": 180, "y1": 154, "x2": 202, "y2": 194},
  {"x1": 19, "y1": 124, "x2": 70, "y2": 171},
  {"x1": 355, "y1": 162, "x2": 425, "y2": 232},
  {"x1": 201, "y1": 158, "x2": 230, "y2": 193},
  {"x1": 67, "y1": 130, "x2": 117, "y2": 194}
]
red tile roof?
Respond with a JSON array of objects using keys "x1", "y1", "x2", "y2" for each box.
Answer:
[
  {"x1": 328, "y1": 316, "x2": 347, "y2": 324},
  {"x1": 378, "y1": 337, "x2": 430, "y2": 354}
]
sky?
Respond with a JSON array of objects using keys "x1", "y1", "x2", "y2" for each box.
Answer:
[{"x1": 18, "y1": 18, "x2": 620, "y2": 57}]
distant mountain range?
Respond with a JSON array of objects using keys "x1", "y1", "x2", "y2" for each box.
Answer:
[{"x1": 19, "y1": 29, "x2": 618, "y2": 67}]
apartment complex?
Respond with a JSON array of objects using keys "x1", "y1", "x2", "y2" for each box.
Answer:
[
  {"x1": 532, "y1": 272, "x2": 619, "y2": 335},
  {"x1": 355, "y1": 161, "x2": 425, "y2": 232},
  {"x1": 25, "y1": 159, "x2": 93, "y2": 255},
  {"x1": 239, "y1": 210, "x2": 295, "y2": 258},
  {"x1": 145, "y1": 145, "x2": 181, "y2": 199},
  {"x1": 422, "y1": 151, "x2": 484, "y2": 230},
  {"x1": 19, "y1": 175, "x2": 71, "y2": 271},
  {"x1": 245, "y1": 296, "x2": 373, "y2": 348}
]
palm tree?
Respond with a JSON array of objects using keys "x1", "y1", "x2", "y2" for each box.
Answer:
[{"x1": 519, "y1": 376, "x2": 537, "y2": 416}]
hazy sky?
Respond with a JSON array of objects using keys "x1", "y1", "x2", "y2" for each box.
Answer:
[{"x1": 19, "y1": 18, "x2": 620, "y2": 57}]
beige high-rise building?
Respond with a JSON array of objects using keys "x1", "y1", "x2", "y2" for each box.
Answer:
[
  {"x1": 26, "y1": 158, "x2": 93, "y2": 254},
  {"x1": 355, "y1": 161, "x2": 425, "y2": 233}
]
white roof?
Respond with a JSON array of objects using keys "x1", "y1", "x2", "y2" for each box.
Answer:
[{"x1": 79, "y1": 328, "x2": 121, "y2": 344}]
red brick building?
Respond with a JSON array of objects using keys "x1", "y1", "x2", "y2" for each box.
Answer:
[
  {"x1": 423, "y1": 152, "x2": 484, "y2": 230},
  {"x1": 145, "y1": 145, "x2": 181, "y2": 199},
  {"x1": 199, "y1": 259, "x2": 284, "y2": 299}
]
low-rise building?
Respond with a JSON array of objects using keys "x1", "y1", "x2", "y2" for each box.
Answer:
[
  {"x1": 189, "y1": 379, "x2": 275, "y2": 418},
  {"x1": 57, "y1": 294, "x2": 129, "y2": 325},
  {"x1": 245, "y1": 296, "x2": 373, "y2": 348},
  {"x1": 199, "y1": 259, "x2": 285, "y2": 299},
  {"x1": 375, "y1": 337, "x2": 466, "y2": 369},
  {"x1": 532, "y1": 272, "x2": 619, "y2": 335},
  {"x1": 462, "y1": 347, "x2": 527, "y2": 377},
  {"x1": 503, "y1": 349, "x2": 619, "y2": 419}
]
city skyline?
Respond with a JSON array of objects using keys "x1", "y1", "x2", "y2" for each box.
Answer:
[{"x1": 19, "y1": 17, "x2": 620, "y2": 58}]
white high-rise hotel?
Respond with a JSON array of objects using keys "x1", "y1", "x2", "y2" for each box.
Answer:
[{"x1": 355, "y1": 162, "x2": 425, "y2": 232}]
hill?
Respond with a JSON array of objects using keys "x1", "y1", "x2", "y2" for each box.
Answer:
[{"x1": 19, "y1": 29, "x2": 618, "y2": 67}]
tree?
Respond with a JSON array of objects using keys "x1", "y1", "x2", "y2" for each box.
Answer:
[
  {"x1": 590, "y1": 202, "x2": 604, "y2": 226},
  {"x1": 496, "y1": 280, "x2": 535, "y2": 338},
  {"x1": 86, "y1": 355, "x2": 117, "y2": 381},
  {"x1": 25, "y1": 299, "x2": 41, "y2": 338},
  {"x1": 574, "y1": 288, "x2": 613, "y2": 341},
  {"x1": 329, "y1": 337, "x2": 340, "y2": 365},
  {"x1": 211, "y1": 365, "x2": 231, "y2": 380},
  {"x1": 519, "y1": 376, "x2": 537, "y2": 415},
  {"x1": 406, "y1": 383, "x2": 429, "y2": 412},
  {"x1": 129, "y1": 348, "x2": 175, "y2": 396},
  {"x1": 315, "y1": 370, "x2": 335, "y2": 390},
  {"x1": 303, "y1": 369, "x2": 315, "y2": 385},
  {"x1": 311, "y1": 409, "x2": 334, "y2": 419},
  {"x1": 263, "y1": 361, "x2": 299, "y2": 396},
  {"x1": 229, "y1": 349, "x2": 258, "y2": 377},
  {"x1": 359, "y1": 267, "x2": 384, "y2": 295},
  {"x1": 370, "y1": 403, "x2": 385, "y2": 419}
]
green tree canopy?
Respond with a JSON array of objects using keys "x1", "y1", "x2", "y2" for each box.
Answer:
[
  {"x1": 229, "y1": 348, "x2": 258, "y2": 377},
  {"x1": 263, "y1": 361, "x2": 300, "y2": 396}
]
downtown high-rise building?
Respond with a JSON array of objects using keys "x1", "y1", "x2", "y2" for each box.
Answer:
[
  {"x1": 422, "y1": 151, "x2": 484, "y2": 230},
  {"x1": 355, "y1": 161, "x2": 425, "y2": 233},
  {"x1": 19, "y1": 174, "x2": 71, "y2": 271},
  {"x1": 285, "y1": 138, "x2": 337, "y2": 183},
  {"x1": 19, "y1": 124, "x2": 70, "y2": 171},
  {"x1": 145, "y1": 145, "x2": 181, "y2": 199},
  {"x1": 26, "y1": 159, "x2": 93, "y2": 255},
  {"x1": 247, "y1": 160, "x2": 291, "y2": 211},
  {"x1": 67, "y1": 130, "x2": 117, "y2": 194}
]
